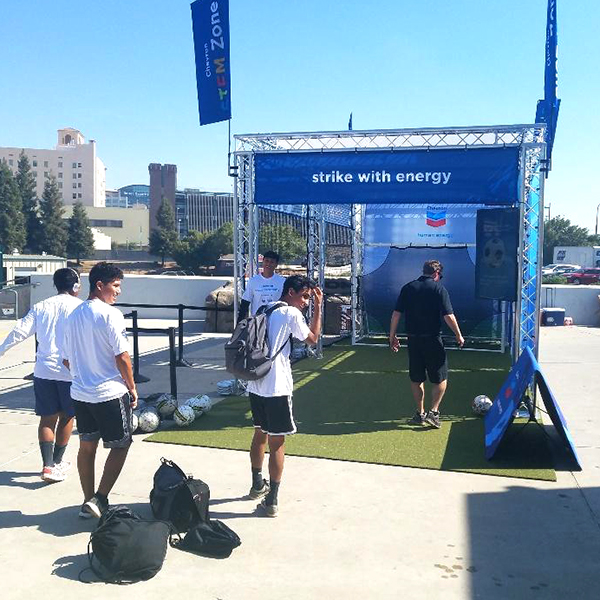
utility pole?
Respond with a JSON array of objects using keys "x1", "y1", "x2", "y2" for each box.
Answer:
[{"x1": 596, "y1": 203, "x2": 600, "y2": 236}]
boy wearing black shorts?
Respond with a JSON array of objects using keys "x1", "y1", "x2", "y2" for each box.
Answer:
[
  {"x1": 246, "y1": 275, "x2": 323, "y2": 517},
  {"x1": 62, "y1": 262, "x2": 137, "y2": 518},
  {"x1": 389, "y1": 260, "x2": 464, "y2": 428}
]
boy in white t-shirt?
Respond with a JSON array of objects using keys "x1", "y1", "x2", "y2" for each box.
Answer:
[
  {"x1": 238, "y1": 250, "x2": 286, "y2": 319},
  {"x1": 62, "y1": 262, "x2": 138, "y2": 519},
  {"x1": 0, "y1": 268, "x2": 82, "y2": 483},
  {"x1": 246, "y1": 275, "x2": 323, "y2": 517}
]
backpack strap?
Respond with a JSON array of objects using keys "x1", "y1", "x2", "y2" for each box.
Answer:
[{"x1": 261, "y1": 302, "x2": 292, "y2": 360}]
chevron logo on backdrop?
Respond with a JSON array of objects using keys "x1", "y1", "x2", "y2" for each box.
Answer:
[{"x1": 426, "y1": 208, "x2": 446, "y2": 228}]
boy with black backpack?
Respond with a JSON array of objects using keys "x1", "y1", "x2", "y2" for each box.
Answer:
[{"x1": 246, "y1": 275, "x2": 322, "y2": 517}]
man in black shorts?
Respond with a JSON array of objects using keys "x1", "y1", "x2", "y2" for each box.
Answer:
[
  {"x1": 246, "y1": 275, "x2": 323, "y2": 517},
  {"x1": 62, "y1": 263, "x2": 137, "y2": 518},
  {"x1": 389, "y1": 260, "x2": 464, "y2": 428}
]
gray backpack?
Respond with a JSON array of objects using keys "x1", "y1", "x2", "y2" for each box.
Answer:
[{"x1": 224, "y1": 302, "x2": 291, "y2": 381}]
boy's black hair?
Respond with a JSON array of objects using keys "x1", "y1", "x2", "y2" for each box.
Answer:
[
  {"x1": 282, "y1": 275, "x2": 315, "y2": 297},
  {"x1": 89, "y1": 262, "x2": 124, "y2": 290},
  {"x1": 53, "y1": 267, "x2": 79, "y2": 293},
  {"x1": 263, "y1": 250, "x2": 280, "y2": 263}
]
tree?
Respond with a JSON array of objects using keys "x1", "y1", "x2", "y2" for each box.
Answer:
[
  {"x1": 171, "y1": 222, "x2": 234, "y2": 271},
  {"x1": 39, "y1": 175, "x2": 67, "y2": 256},
  {"x1": 67, "y1": 201, "x2": 95, "y2": 264},
  {"x1": 259, "y1": 223, "x2": 305, "y2": 262},
  {"x1": 149, "y1": 198, "x2": 178, "y2": 266},
  {"x1": 0, "y1": 160, "x2": 27, "y2": 253},
  {"x1": 543, "y1": 216, "x2": 591, "y2": 265},
  {"x1": 15, "y1": 151, "x2": 42, "y2": 253}
]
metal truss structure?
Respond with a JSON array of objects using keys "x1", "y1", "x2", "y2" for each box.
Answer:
[{"x1": 233, "y1": 124, "x2": 546, "y2": 360}]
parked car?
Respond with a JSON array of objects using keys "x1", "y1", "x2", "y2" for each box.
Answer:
[
  {"x1": 564, "y1": 268, "x2": 600, "y2": 285},
  {"x1": 542, "y1": 263, "x2": 581, "y2": 275}
]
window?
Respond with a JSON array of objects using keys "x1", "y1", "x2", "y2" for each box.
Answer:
[
  {"x1": 73, "y1": 183, "x2": 77, "y2": 188},
  {"x1": 73, "y1": 173, "x2": 77, "y2": 179},
  {"x1": 58, "y1": 172, "x2": 63, "y2": 178},
  {"x1": 44, "y1": 161, "x2": 48, "y2": 167},
  {"x1": 72, "y1": 162, "x2": 77, "y2": 168},
  {"x1": 58, "y1": 161, "x2": 63, "y2": 168},
  {"x1": 8, "y1": 159, "x2": 13, "y2": 166},
  {"x1": 77, "y1": 193, "x2": 82, "y2": 198},
  {"x1": 58, "y1": 182, "x2": 63, "y2": 189},
  {"x1": 89, "y1": 219, "x2": 123, "y2": 228},
  {"x1": 73, "y1": 193, "x2": 77, "y2": 199},
  {"x1": 33, "y1": 171, "x2": 37, "y2": 177},
  {"x1": 78, "y1": 183, "x2": 82, "y2": 188},
  {"x1": 77, "y1": 162, "x2": 82, "y2": 168},
  {"x1": 44, "y1": 171, "x2": 48, "y2": 177},
  {"x1": 78, "y1": 173, "x2": 82, "y2": 178},
  {"x1": 32, "y1": 160, "x2": 38, "y2": 167}
]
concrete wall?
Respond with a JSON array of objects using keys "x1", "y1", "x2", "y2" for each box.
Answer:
[
  {"x1": 30, "y1": 274, "x2": 233, "y2": 319},
  {"x1": 541, "y1": 285, "x2": 600, "y2": 327}
]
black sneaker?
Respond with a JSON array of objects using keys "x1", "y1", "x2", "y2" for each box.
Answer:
[
  {"x1": 248, "y1": 479, "x2": 270, "y2": 500},
  {"x1": 80, "y1": 494, "x2": 109, "y2": 519},
  {"x1": 425, "y1": 410, "x2": 441, "y2": 429},
  {"x1": 407, "y1": 411, "x2": 426, "y2": 425}
]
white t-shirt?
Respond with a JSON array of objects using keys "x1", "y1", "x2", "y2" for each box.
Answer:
[
  {"x1": 242, "y1": 273, "x2": 286, "y2": 316},
  {"x1": 62, "y1": 299, "x2": 130, "y2": 403},
  {"x1": 0, "y1": 294, "x2": 82, "y2": 382},
  {"x1": 247, "y1": 303, "x2": 311, "y2": 397}
]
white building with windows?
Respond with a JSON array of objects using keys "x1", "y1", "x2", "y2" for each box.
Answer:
[{"x1": 0, "y1": 128, "x2": 106, "y2": 207}]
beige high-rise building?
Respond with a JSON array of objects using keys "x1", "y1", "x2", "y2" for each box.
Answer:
[{"x1": 0, "y1": 128, "x2": 106, "y2": 207}]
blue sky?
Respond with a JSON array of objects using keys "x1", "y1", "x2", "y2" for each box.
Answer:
[{"x1": 1, "y1": 1, "x2": 598, "y2": 230}]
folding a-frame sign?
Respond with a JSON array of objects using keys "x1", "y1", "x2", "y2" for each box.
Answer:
[{"x1": 232, "y1": 125, "x2": 546, "y2": 361}]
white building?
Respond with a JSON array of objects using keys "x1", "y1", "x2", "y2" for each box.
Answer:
[{"x1": 0, "y1": 128, "x2": 106, "y2": 207}]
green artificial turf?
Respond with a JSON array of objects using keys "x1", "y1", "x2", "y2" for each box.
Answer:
[{"x1": 146, "y1": 345, "x2": 556, "y2": 481}]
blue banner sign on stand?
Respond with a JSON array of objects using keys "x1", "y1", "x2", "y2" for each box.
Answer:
[
  {"x1": 254, "y1": 147, "x2": 519, "y2": 205},
  {"x1": 485, "y1": 347, "x2": 581, "y2": 469},
  {"x1": 191, "y1": 0, "x2": 231, "y2": 125}
]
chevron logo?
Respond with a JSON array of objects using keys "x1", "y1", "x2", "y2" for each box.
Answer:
[{"x1": 426, "y1": 208, "x2": 446, "y2": 228}]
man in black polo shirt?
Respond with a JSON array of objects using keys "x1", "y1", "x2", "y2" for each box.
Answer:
[{"x1": 389, "y1": 260, "x2": 464, "y2": 428}]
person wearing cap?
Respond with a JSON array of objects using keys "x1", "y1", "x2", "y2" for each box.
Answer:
[
  {"x1": 388, "y1": 260, "x2": 464, "y2": 429},
  {"x1": 0, "y1": 268, "x2": 82, "y2": 482}
]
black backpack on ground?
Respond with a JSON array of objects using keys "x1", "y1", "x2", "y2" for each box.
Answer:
[
  {"x1": 224, "y1": 301, "x2": 291, "y2": 380},
  {"x1": 170, "y1": 519, "x2": 241, "y2": 559},
  {"x1": 150, "y1": 458, "x2": 241, "y2": 559},
  {"x1": 86, "y1": 506, "x2": 170, "y2": 584},
  {"x1": 150, "y1": 457, "x2": 210, "y2": 533}
]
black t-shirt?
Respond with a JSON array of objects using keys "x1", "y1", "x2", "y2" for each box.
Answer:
[{"x1": 394, "y1": 275, "x2": 454, "y2": 336}]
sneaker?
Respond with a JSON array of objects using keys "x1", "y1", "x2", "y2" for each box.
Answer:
[
  {"x1": 78, "y1": 504, "x2": 93, "y2": 519},
  {"x1": 407, "y1": 411, "x2": 426, "y2": 425},
  {"x1": 425, "y1": 410, "x2": 441, "y2": 429},
  {"x1": 54, "y1": 461, "x2": 72, "y2": 475},
  {"x1": 259, "y1": 498, "x2": 278, "y2": 517},
  {"x1": 80, "y1": 494, "x2": 109, "y2": 519},
  {"x1": 248, "y1": 479, "x2": 270, "y2": 500},
  {"x1": 40, "y1": 465, "x2": 65, "y2": 483}
]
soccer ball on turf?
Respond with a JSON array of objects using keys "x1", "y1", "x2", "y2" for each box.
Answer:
[
  {"x1": 185, "y1": 395, "x2": 209, "y2": 418},
  {"x1": 482, "y1": 238, "x2": 506, "y2": 269},
  {"x1": 156, "y1": 393, "x2": 178, "y2": 417},
  {"x1": 138, "y1": 407, "x2": 161, "y2": 432},
  {"x1": 472, "y1": 395, "x2": 493, "y2": 416},
  {"x1": 173, "y1": 405, "x2": 196, "y2": 427},
  {"x1": 130, "y1": 411, "x2": 139, "y2": 433}
]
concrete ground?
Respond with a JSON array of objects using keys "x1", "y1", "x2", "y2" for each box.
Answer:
[{"x1": 0, "y1": 320, "x2": 598, "y2": 600}]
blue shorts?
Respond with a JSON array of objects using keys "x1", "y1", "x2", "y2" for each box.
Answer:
[{"x1": 33, "y1": 377, "x2": 75, "y2": 417}]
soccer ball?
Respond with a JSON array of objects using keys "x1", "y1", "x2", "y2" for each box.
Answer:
[
  {"x1": 483, "y1": 238, "x2": 506, "y2": 269},
  {"x1": 173, "y1": 405, "x2": 196, "y2": 427},
  {"x1": 472, "y1": 395, "x2": 493, "y2": 416},
  {"x1": 156, "y1": 393, "x2": 178, "y2": 417},
  {"x1": 185, "y1": 395, "x2": 209, "y2": 418},
  {"x1": 138, "y1": 407, "x2": 161, "y2": 432},
  {"x1": 130, "y1": 411, "x2": 139, "y2": 433}
]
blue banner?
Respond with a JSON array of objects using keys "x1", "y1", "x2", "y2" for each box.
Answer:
[
  {"x1": 254, "y1": 148, "x2": 519, "y2": 205},
  {"x1": 191, "y1": 0, "x2": 231, "y2": 125}
]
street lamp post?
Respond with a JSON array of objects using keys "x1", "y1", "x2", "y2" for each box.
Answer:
[{"x1": 596, "y1": 203, "x2": 600, "y2": 236}]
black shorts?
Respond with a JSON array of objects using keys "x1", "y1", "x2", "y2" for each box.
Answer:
[
  {"x1": 407, "y1": 335, "x2": 448, "y2": 384},
  {"x1": 33, "y1": 377, "x2": 74, "y2": 417},
  {"x1": 249, "y1": 393, "x2": 296, "y2": 436},
  {"x1": 74, "y1": 394, "x2": 133, "y2": 449}
]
